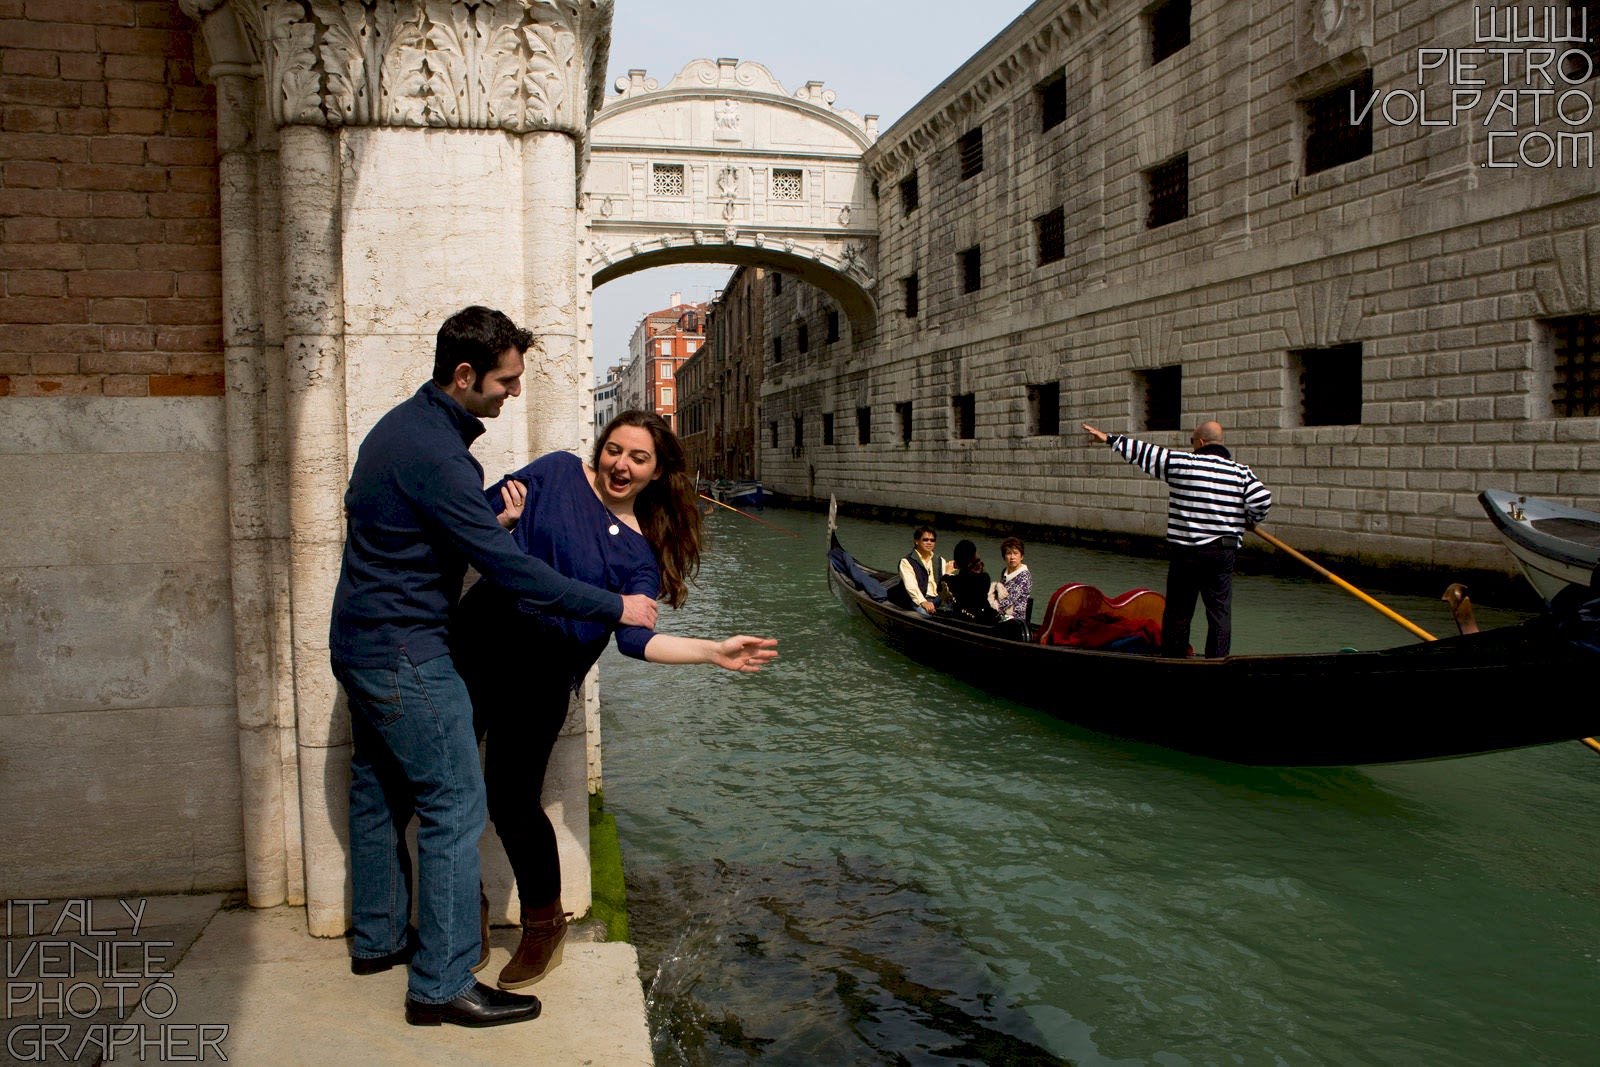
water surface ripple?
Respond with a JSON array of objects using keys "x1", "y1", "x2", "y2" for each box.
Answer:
[{"x1": 599, "y1": 509, "x2": 1600, "y2": 1065}]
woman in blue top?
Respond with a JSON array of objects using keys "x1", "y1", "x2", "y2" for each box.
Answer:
[{"x1": 454, "y1": 410, "x2": 776, "y2": 992}]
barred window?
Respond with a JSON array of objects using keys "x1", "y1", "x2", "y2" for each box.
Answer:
[
  {"x1": 960, "y1": 246, "x2": 981, "y2": 293},
  {"x1": 1291, "y1": 344, "x2": 1363, "y2": 425},
  {"x1": 1039, "y1": 69, "x2": 1067, "y2": 131},
  {"x1": 952, "y1": 393, "x2": 976, "y2": 439},
  {"x1": 1139, "y1": 365, "x2": 1182, "y2": 430},
  {"x1": 826, "y1": 310, "x2": 840, "y2": 343},
  {"x1": 798, "y1": 322, "x2": 810, "y2": 353},
  {"x1": 768, "y1": 421, "x2": 778, "y2": 447},
  {"x1": 1305, "y1": 70, "x2": 1373, "y2": 176},
  {"x1": 793, "y1": 414, "x2": 804, "y2": 452},
  {"x1": 900, "y1": 172, "x2": 920, "y2": 214},
  {"x1": 904, "y1": 273, "x2": 920, "y2": 318},
  {"x1": 772, "y1": 167, "x2": 803, "y2": 200},
  {"x1": 772, "y1": 273, "x2": 782, "y2": 295},
  {"x1": 1036, "y1": 207, "x2": 1065, "y2": 265},
  {"x1": 771, "y1": 336, "x2": 783, "y2": 363},
  {"x1": 1028, "y1": 382, "x2": 1061, "y2": 436},
  {"x1": 1547, "y1": 315, "x2": 1600, "y2": 416},
  {"x1": 1149, "y1": 0, "x2": 1191, "y2": 64},
  {"x1": 857, "y1": 406, "x2": 872, "y2": 444},
  {"x1": 652, "y1": 163, "x2": 684, "y2": 196},
  {"x1": 896, "y1": 401, "x2": 913, "y2": 443},
  {"x1": 1145, "y1": 153, "x2": 1188, "y2": 229},
  {"x1": 958, "y1": 127, "x2": 984, "y2": 179},
  {"x1": 823, "y1": 412, "x2": 835, "y2": 446}
]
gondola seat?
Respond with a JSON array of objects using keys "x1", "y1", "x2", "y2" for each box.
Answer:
[{"x1": 1036, "y1": 583, "x2": 1165, "y2": 652}]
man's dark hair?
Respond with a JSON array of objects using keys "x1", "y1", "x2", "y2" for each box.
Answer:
[{"x1": 432, "y1": 306, "x2": 533, "y2": 388}]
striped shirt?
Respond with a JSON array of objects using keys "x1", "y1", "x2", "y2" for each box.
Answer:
[{"x1": 1108, "y1": 434, "x2": 1272, "y2": 547}]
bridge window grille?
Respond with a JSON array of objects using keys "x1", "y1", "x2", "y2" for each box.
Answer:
[
  {"x1": 652, "y1": 163, "x2": 684, "y2": 197},
  {"x1": 772, "y1": 168, "x2": 803, "y2": 200},
  {"x1": 823, "y1": 412, "x2": 835, "y2": 445},
  {"x1": 1144, "y1": 153, "x2": 1188, "y2": 229},
  {"x1": 1138, "y1": 365, "x2": 1182, "y2": 431},
  {"x1": 826, "y1": 310, "x2": 840, "y2": 343},
  {"x1": 959, "y1": 246, "x2": 981, "y2": 293},
  {"x1": 857, "y1": 406, "x2": 872, "y2": 444},
  {"x1": 1039, "y1": 69, "x2": 1067, "y2": 131},
  {"x1": 900, "y1": 173, "x2": 919, "y2": 214},
  {"x1": 1028, "y1": 382, "x2": 1061, "y2": 436},
  {"x1": 903, "y1": 273, "x2": 919, "y2": 318},
  {"x1": 1547, "y1": 315, "x2": 1600, "y2": 416},
  {"x1": 952, "y1": 393, "x2": 976, "y2": 439},
  {"x1": 896, "y1": 401, "x2": 913, "y2": 442},
  {"x1": 1291, "y1": 343, "x2": 1363, "y2": 425},
  {"x1": 1149, "y1": 0, "x2": 1191, "y2": 65},
  {"x1": 1036, "y1": 207, "x2": 1065, "y2": 265},
  {"x1": 1304, "y1": 70, "x2": 1373, "y2": 176},
  {"x1": 958, "y1": 127, "x2": 984, "y2": 179}
]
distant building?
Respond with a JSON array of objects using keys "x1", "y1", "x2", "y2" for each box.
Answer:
[
  {"x1": 680, "y1": 266, "x2": 767, "y2": 480},
  {"x1": 621, "y1": 292, "x2": 705, "y2": 431},
  {"x1": 592, "y1": 363, "x2": 624, "y2": 435}
]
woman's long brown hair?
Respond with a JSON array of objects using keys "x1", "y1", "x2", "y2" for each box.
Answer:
[{"x1": 592, "y1": 410, "x2": 703, "y2": 608}]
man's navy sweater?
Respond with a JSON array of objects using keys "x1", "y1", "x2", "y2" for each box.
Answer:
[{"x1": 329, "y1": 382, "x2": 621, "y2": 669}]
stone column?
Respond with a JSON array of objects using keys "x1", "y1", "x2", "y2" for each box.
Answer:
[{"x1": 183, "y1": 0, "x2": 617, "y2": 935}]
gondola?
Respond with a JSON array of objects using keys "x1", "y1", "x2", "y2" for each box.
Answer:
[
  {"x1": 826, "y1": 510, "x2": 1600, "y2": 767},
  {"x1": 1479, "y1": 489, "x2": 1600, "y2": 604}
]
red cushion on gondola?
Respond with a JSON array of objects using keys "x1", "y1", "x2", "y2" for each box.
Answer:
[{"x1": 1036, "y1": 583, "x2": 1166, "y2": 650}]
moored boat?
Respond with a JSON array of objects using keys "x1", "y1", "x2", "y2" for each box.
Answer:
[
  {"x1": 1479, "y1": 489, "x2": 1600, "y2": 603},
  {"x1": 718, "y1": 479, "x2": 766, "y2": 508},
  {"x1": 827, "y1": 511, "x2": 1600, "y2": 767}
]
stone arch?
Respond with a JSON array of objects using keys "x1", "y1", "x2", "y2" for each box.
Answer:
[{"x1": 583, "y1": 58, "x2": 881, "y2": 343}]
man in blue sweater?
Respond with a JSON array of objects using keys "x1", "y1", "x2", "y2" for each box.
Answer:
[
  {"x1": 1082, "y1": 420, "x2": 1272, "y2": 658},
  {"x1": 330, "y1": 306, "x2": 657, "y2": 1029}
]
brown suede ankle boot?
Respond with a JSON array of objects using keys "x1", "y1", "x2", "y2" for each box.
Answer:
[
  {"x1": 471, "y1": 885, "x2": 490, "y2": 974},
  {"x1": 496, "y1": 900, "x2": 567, "y2": 990}
]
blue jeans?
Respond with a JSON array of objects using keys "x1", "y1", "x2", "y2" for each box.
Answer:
[{"x1": 334, "y1": 652, "x2": 485, "y2": 1004}]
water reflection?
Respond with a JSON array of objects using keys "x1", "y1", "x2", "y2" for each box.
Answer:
[{"x1": 600, "y1": 507, "x2": 1600, "y2": 1065}]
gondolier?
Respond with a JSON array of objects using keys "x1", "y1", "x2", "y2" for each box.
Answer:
[{"x1": 1082, "y1": 420, "x2": 1272, "y2": 658}]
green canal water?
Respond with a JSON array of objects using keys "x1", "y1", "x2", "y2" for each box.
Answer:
[{"x1": 597, "y1": 507, "x2": 1600, "y2": 1066}]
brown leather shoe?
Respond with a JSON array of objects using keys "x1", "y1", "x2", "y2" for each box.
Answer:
[
  {"x1": 470, "y1": 886, "x2": 490, "y2": 974},
  {"x1": 496, "y1": 901, "x2": 567, "y2": 990}
]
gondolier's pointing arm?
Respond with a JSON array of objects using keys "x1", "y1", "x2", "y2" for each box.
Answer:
[{"x1": 1083, "y1": 423, "x2": 1109, "y2": 444}]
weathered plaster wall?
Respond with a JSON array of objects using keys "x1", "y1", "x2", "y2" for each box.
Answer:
[{"x1": 0, "y1": 398, "x2": 242, "y2": 897}]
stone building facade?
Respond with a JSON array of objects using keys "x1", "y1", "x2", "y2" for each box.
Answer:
[
  {"x1": 680, "y1": 263, "x2": 767, "y2": 481},
  {"x1": 752, "y1": 0, "x2": 1600, "y2": 572}
]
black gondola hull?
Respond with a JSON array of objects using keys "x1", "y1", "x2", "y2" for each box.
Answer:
[{"x1": 828, "y1": 536, "x2": 1600, "y2": 766}]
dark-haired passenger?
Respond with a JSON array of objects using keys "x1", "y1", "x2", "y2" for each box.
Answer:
[
  {"x1": 939, "y1": 539, "x2": 1000, "y2": 624},
  {"x1": 455, "y1": 410, "x2": 777, "y2": 994},
  {"x1": 898, "y1": 526, "x2": 950, "y2": 615},
  {"x1": 330, "y1": 306, "x2": 660, "y2": 1029},
  {"x1": 988, "y1": 537, "x2": 1033, "y2": 638}
]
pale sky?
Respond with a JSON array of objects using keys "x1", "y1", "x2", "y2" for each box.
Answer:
[{"x1": 590, "y1": 0, "x2": 1031, "y2": 373}]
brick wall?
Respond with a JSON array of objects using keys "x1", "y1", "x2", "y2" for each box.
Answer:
[{"x1": 0, "y1": 0, "x2": 222, "y2": 398}]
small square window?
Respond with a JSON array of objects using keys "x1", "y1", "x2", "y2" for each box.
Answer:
[
  {"x1": 1305, "y1": 70, "x2": 1374, "y2": 176},
  {"x1": 1290, "y1": 343, "x2": 1363, "y2": 425},
  {"x1": 772, "y1": 167, "x2": 803, "y2": 200},
  {"x1": 1545, "y1": 315, "x2": 1600, "y2": 417},
  {"x1": 798, "y1": 323, "x2": 809, "y2": 353},
  {"x1": 652, "y1": 163, "x2": 684, "y2": 196},
  {"x1": 771, "y1": 336, "x2": 783, "y2": 363},
  {"x1": 826, "y1": 310, "x2": 840, "y2": 343},
  {"x1": 1149, "y1": 0, "x2": 1191, "y2": 65},
  {"x1": 768, "y1": 421, "x2": 778, "y2": 448},
  {"x1": 952, "y1": 393, "x2": 976, "y2": 439},
  {"x1": 857, "y1": 406, "x2": 872, "y2": 444},
  {"x1": 1039, "y1": 70, "x2": 1067, "y2": 131},
  {"x1": 793, "y1": 414, "x2": 804, "y2": 451},
  {"x1": 1145, "y1": 154, "x2": 1188, "y2": 229},
  {"x1": 959, "y1": 246, "x2": 981, "y2": 293},
  {"x1": 1036, "y1": 207, "x2": 1065, "y2": 265},
  {"x1": 823, "y1": 412, "x2": 835, "y2": 445},
  {"x1": 772, "y1": 273, "x2": 783, "y2": 295},
  {"x1": 958, "y1": 127, "x2": 984, "y2": 179},
  {"x1": 1138, "y1": 365, "x2": 1182, "y2": 430},
  {"x1": 896, "y1": 401, "x2": 913, "y2": 443},
  {"x1": 900, "y1": 173, "x2": 919, "y2": 214},
  {"x1": 1028, "y1": 382, "x2": 1061, "y2": 436},
  {"x1": 903, "y1": 273, "x2": 920, "y2": 318}
]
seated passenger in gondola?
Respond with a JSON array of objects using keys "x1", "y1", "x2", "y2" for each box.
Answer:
[
  {"x1": 939, "y1": 540, "x2": 1000, "y2": 625},
  {"x1": 987, "y1": 536, "x2": 1033, "y2": 639},
  {"x1": 894, "y1": 526, "x2": 950, "y2": 614}
]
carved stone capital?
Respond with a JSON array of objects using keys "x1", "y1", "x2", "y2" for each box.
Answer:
[{"x1": 187, "y1": 0, "x2": 613, "y2": 134}]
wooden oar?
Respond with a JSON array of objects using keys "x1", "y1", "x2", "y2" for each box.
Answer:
[
  {"x1": 1256, "y1": 527, "x2": 1600, "y2": 755},
  {"x1": 697, "y1": 493, "x2": 802, "y2": 538},
  {"x1": 1250, "y1": 526, "x2": 1437, "y2": 642}
]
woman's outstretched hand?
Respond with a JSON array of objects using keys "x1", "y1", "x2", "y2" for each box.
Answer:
[{"x1": 710, "y1": 636, "x2": 779, "y2": 673}]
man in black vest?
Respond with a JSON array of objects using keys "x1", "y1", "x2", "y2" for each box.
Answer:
[{"x1": 897, "y1": 526, "x2": 951, "y2": 615}]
